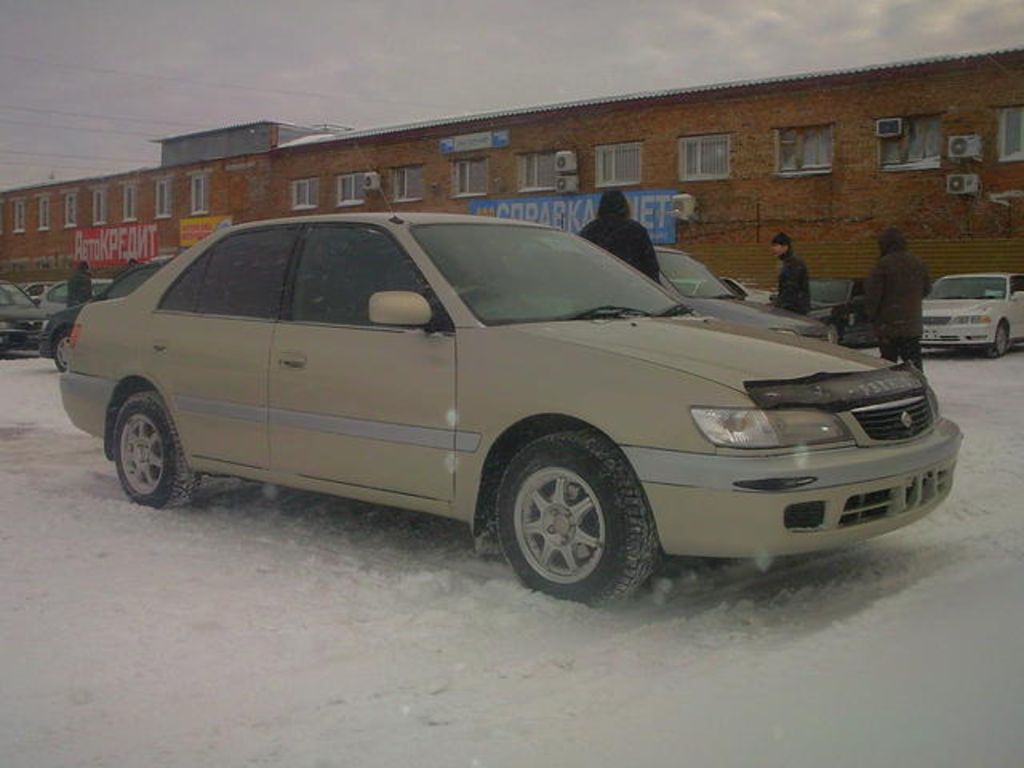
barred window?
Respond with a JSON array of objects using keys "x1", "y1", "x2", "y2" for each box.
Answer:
[
  {"x1": 679, "y1": 134, "x2": 730, "y2": 180},
  {"x1": 778, "y1": 126, "x2": 832, "y2": 174},
  {"x1": 518, "y1": 152, "x2": 557, "y2": 190},
  {"x1": 881, "y1": 116, "x2": 941, "y2": 168},
  {"x1": 453, "y1": 158, "x2": 488, "y2": 197},
  {"x1": 596, "y1": 142, "x2": 642, "y2": 186}
]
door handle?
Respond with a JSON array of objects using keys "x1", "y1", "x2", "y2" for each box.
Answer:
[
  {"x1": 152, "y1": 340, "x2": 168, "y2": 352},
  {"x1": 278, "y1": 353, "x2": 307, "y2": 369}
]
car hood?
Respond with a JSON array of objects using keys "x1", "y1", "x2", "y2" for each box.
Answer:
[
  {"x1": 514, "y1": 317, "x2": 879, "y2": 391},
  {"x1": 684, "y1": 297, "x2": 827, "y2": 336},
  {"x1": 0, "y1": 304, "x2": 46, "y2": 322},
  {"x1": 923, "y1": 299, "x2": 997, "y2": 315}
]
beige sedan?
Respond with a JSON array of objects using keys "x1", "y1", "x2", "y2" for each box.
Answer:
[{"x1": 61, "y1": 214, "x2": 962, "y2": 603}]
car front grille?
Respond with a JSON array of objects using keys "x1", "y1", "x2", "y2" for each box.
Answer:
[
  {"x1": 838, "y1": 468, "x2": 952, "y2": 527},
  {"x1": 851, "y1": 395, "x2": 932, "y2": 441},
  {"x1": 922, "y1": 316, "x2": 950, "y2": 326}
]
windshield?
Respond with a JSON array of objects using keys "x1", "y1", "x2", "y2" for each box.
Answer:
[
  {"x1": 411, "y1": 223, "x2": 676, "y2": 325},
  {"x1": 809, "y1": 278, "x2": 852, "y2": 305},
  {"x1": 0, "y1": 282, "x2": 36, "y2": 308},
  {"x1": 104, "y1": 263, "x2": 164, "y2": 299},
  {"x1": 655, "y1": 249, "x2": 734, "y2": 298},
  {"x1": 930, "y1": 276, "x2": 1007, "y2": 301}
]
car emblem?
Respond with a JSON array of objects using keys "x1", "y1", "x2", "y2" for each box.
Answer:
[{"x1": 900, "y1": 411, "x2": 914, "y2": 429}]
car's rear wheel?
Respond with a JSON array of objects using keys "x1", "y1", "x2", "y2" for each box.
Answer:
[
  {"x1": 496, "y1": 430, "x2": 658, "y2": 604},
  {"x1": 113, "y1": 391, "x2": 198, "y2": 508},
  {"x1": 986, "y1": 321, "x2": 1010, "y2": 359},
  {"x1": 53, "y1": 328, "x2": 72, "y2": 372}
]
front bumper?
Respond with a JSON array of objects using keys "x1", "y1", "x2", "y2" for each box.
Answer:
[
  {"x1": 921, "y1": 323, "x2": 994, "y2": 347},
  {"x1": 623, "y1": 418, "x2": 962, "y2": 557},
  {"x1": 0, "y1": 329, "x2": 41, "y2": 353}
]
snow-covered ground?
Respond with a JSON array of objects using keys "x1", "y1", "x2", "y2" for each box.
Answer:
[{"x1": 1, "y1": 351, "x2": 1023, "y2": 768}]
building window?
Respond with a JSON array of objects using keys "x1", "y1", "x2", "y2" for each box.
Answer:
[
  {"x1": 679, "y1": 134, "x2": 730, "y2": 181},
  {"x1": 452, "y1": 158, "x2": 488, "y2": 197},
  {"x1": 190, "y1": 173, "x2": 210, "y2": 215},
  {"x1": 64, "y1": 191, "x2": 77, "y2": 228},
  {"x1": 93, "y1": 188, "x2": 107, "y2": 224},
  {"x1": 291, "y1": 177, "x2": 319, "y2": 210},
  {"x1": 881, "y1": 116, "x2": 941, "y2": 169},
  {"x1": 518, "y1": 152, "x2": 556, "y2": 191},
  {"x1": 37, "y1": 196, "x2": 51, "y2": 231},
  {"x1": 777, "y1": 125, "x2": 832, "y2": 174},
  {"x1": 999, "y1": 106, "x2": 1024, "y2": 162},
  {"x1": 122, "y1": 183, "x2": 138, "y2": 221},
  {"x1": 392, "y1": 166, "x2": 424, "y2": 202},
  {"x1": 155, "y1": 178, "x2": 172, "y2": 219},
  {"x1": 596, "y1": 142, "x2": 642, "y2": 187},
  {"x1": 336, "y1": 173, "x2": 365, "y2": 206},
  {"x1": 13, "y1": 199, "x2": 26, "y2": 233}
]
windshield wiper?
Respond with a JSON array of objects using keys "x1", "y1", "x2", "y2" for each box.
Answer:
[
  {"x1": 655, "y1": 303, "x2": 694, "y2": 317},
  {"x1": 565, "y1": 305, "x2": 653, "y2": 321}
]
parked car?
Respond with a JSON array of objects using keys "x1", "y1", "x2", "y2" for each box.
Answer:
[
  {"x1": 36, "y1": 278, "x2": 113, "y2": 317},
  {"x1": 61, "y1": 214, "x2": 961, "y2": 603},
  {"x1": 808, "y1": 277, "x2": 876, "y2": 347},
  {"x1": 922, "y1": 273, "x2": 1024, "y2": 358},
  {"x1": 41, "y1": 260, "x2": 169, "y2": 371},
  {"x1": 720, "y1": 276, "x2": 773, "y2": 304},
  {"x1": 656, "y1": 248, "x2": 835, "y2": 342},
  {"x1": 0, "y1": 281, "x2": 46, "y2": 355}
]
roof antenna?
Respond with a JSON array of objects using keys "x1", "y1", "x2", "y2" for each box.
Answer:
[{"x1": 351, "y1": 137, "x2": 403, "y2": 224}]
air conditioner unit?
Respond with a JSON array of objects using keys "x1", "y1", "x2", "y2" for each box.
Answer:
[
  {"x1": 362, "y1": 171, "x2": 381, "y2": 192},
  {"x1": 948, "y1": 135, "x2": 983, "y2": 160},
  {"x1": 555, "y1": 174, "x2": 579, "y2": 193},
  {"x1": 946, "y1": 173, "x2": 980, "y2": 195},
  {"x1": 554, "y1": 150, "x2": 578, "y2": 174},
  {"x1": 875, "y1": 118, "x2": 904, "y2": 138}
]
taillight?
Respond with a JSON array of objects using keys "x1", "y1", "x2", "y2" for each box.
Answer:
[{"x1": 69, "y1": 323, "x2": 83, "y2": 349}]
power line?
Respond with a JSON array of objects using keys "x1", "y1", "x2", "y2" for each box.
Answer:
[
  {"x1": 0, "y1": 102, "x2": 208, "y2": 129},
  {"x1": 0, "y1": 116, "x2": 157, "y2": 138},
  {"x1": 0, "y1": 148, "x2": 154, "y2": 164}
]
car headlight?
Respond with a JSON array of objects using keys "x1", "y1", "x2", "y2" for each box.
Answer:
[
  {"x1": 951, "y1": 315, "x2": 991, "y2": 324},
  {"x1": 691, "y1": 407, "x2": 851, "y2": 449}
]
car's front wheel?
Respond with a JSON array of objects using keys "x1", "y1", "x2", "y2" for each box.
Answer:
[
  {"x1": 986, "y1": 320, "x2": 1010, "y2": 359},
  {"x1": 113, "y1": 391, "x2": 198, "y2": 507},
  {"x1": 496, "y1": 430, "x2": 659, "y2": 603}
]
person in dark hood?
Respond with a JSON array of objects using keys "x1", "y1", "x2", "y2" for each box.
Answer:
[
  {"x1": 865, "y1": 227, "x2": 931, "y2": 372},
  {"x1": 770, "y1": 232, "x2": 810, "y2": 314},
  {"x1": 66, "y1": 261, "x2": 93, "y2": 307},
  {"x1": 579, "y1": 190, "x2": 660, "y2": 281}
]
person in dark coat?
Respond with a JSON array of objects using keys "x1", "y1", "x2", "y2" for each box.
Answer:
[
  {"x1": 865, "y1": 227, "x2": 931, "y2": 372},
  {"x1": 770, "y1": 232, "x2": 810, "y2": 314},
  {"x1": 66, "y1": 261, "x2": 93, "y2": 307},
  {"x1": 579, "y1": 190, "x2": 660, "y2": 281}
]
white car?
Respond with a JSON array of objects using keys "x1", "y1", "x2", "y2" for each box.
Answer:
[
  {"x1": 922, "y1": 273, "x2": 1024, "y2": 358},
  {"x1": 36, "y1": 278, "x2": 114, "y2": 317}
]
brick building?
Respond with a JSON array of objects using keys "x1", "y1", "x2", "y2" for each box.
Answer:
[{"x1": 2, "y1": 47, "x2": 1023, "y2": 287}]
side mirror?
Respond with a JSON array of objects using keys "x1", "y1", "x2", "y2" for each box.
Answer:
[{"x1": 368, "y1": 291, "x2": 433, "y2": 327}]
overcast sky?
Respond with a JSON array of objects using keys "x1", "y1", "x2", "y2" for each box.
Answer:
[{"x1": 1, "y1": 0, "x2": 1022, "y2": 191}]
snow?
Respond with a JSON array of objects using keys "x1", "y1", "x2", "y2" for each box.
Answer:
[{"x1": 2, "y1": 350, "x2": 1023, "y2": 768}]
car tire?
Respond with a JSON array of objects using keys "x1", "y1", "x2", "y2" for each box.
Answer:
[
  {"x1": 113, "y1": 391, "x2": 198, "y2": 508},
  {"x1": 52, "y1": 328, "x2": 72, "y2": 373},
  {"x1": 495, "y1": 430, "x2": 659, "y2": 604},
  {"x1": 985, "y1": 321, "x2": 1010, "y2": 359}
]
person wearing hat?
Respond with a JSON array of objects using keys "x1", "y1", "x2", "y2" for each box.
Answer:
[
  {"x1": 770, "y1": 232, "x2": 810, "y2": 315},
  {"x1": 580, "y1": 190, "x2": 660, "y2": 281}
]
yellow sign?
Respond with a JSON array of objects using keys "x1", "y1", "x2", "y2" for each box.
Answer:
[{"x1": 180, "y1": 215, "x2": 233, "y2": 247}]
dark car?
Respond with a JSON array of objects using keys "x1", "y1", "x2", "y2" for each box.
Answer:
[
  {"x1": 0, "y1": 281, "x2": 46, "y2": 356},
  {"x1": 807, "y1": 277, "x2": 876, "y2": 347},
  {"x1": 655, "y1": 248, "x2": 835, "y2": 342},
  {"x1": 40, "y1": 259, "x2": 168, "y2": 371}
]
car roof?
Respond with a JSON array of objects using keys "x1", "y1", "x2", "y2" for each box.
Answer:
[{"x1": 220, "y1": 212, "x2": 554, "y2": 235}]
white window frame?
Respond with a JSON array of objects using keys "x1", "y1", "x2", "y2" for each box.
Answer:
[
  {"x1": 679, "y1": 134, "x2": 731, "y2": 181},
  {"x1": 290, "y1": 177, "x2": 319, "y2": 210},
  {"x1": 880, "y1": 115, "x2": 942, "y2": 171},
  {"x1": 122, "y1": 183, "x2": 138, "y2": 222},
  {"x1": 37, "y1": 195, "x2": 51, "y2": 231},
  {"x1": 13, "y1": 199, "x2": 26, "y2": 233},
  {"x1": 517, "y1": 151, "x2": 557, "y2": 191},
  {"x1": 189, "y1": 172, "x2": 210, "y2": 215},
  {"x1": 155, "y1": 178, "x2": 172, "y2": 219},
  {"x1": 92, "y1": 188, "x2": 108, "y2": 225},
  {"x1": 999, "y1": 106, "x2": 1024, "y2": 162},
  {"x1": 336, "y1": 172, "x2": 365, "y2": 207},
  {"x1": 452, "y1": 158, "x2": 488, "y2": 198},
  {"x1": 776, "y1": 125, "x2": 833, "y2": 176},
  {"x1": 392, "y1": 165, "x2": 424, "y2": 202},
  {"x1": 595, "y1": 142, "x2": 643, "y2": 187},
  {"x1": 64, "y1": 191, "x2": 77, "y2": 228}
]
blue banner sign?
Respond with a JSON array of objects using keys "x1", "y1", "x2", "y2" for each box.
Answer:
[
  {"x1": 468, "y1": 189, "x2": 678, "y2": 244},
  {"x1": 440, "y1": 130, "x2": 510, "y2": 154}
]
